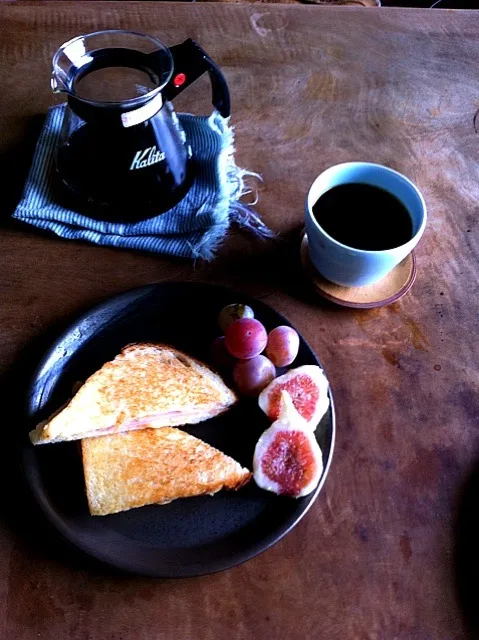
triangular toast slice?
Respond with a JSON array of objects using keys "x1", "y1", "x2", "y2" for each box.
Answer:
[
  {"x1": 30, "y1": 343, "x2": 237, "y2": 445},
  {"x1": 81, "y1": 427, "x2": 252, "y2": 516}
]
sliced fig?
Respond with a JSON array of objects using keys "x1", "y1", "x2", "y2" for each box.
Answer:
[
  {"x1": 258, "y1": 365, "x2": 329, "y2": 430},
  {"x1": 253, "y1": 392, "x2": 323, "y2": 497}
]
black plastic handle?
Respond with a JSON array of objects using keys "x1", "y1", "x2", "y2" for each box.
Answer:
[{"x1": 163, "y1": 39, "x2": 231, "y2": 118}]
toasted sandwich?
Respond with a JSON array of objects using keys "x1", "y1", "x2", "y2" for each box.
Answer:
[
  {"x1": 81, "y1": 427, "x2": 252, "y2": 516},
  {"x1": 30, "y1": 344, "x2": 237, "y2": 445}
]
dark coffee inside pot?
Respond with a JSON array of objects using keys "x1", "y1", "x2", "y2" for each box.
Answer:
[
  {"x1": 51, "y1": 32, "x2": 231, "y2": 220},
  {"x1": 56, "y1": 116, "x2": 194, "y2": 218},
  {"x1": 312, "y1": 183, "x2": 413, "y2": 251}
]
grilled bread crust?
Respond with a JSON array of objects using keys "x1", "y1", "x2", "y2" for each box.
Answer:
[
  {"x1": 30, "y1": 343, "x2": 237, "y2": 445},
  {"x1": 81, "y1": 427, "x2": 252, "y2": 516}
]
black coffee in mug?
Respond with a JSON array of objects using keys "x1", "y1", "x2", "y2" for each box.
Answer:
[{"x1": 312, "y1": 183, "x2": 413, "y2": 251}]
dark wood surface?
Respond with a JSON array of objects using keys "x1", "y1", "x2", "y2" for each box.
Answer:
[
  {"x1": 1, "y1": 1, "x2": 475, "y2": 7},
  {"x1": 1, "y1": 3, "x2": 478, "y2": 639}
]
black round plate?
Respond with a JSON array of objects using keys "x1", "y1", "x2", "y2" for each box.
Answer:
[{"x1": 21, "y1": 282, "x2": 335, "y2": 577}]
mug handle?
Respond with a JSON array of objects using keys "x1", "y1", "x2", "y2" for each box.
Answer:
[{"x1": 162, "y1": 39, "x2": 231, "y2": 118}]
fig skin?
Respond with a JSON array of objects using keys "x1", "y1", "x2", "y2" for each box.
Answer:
[{"x1": 253, "y1": 392, "x2": 323, "y2": 497}]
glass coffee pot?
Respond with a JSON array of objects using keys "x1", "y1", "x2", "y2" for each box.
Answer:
[{"x1": 51, "y1": 30, "x2": 230, "y2": 220}]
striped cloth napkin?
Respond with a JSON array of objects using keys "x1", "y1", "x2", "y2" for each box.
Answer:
[{"x1": 13, "y1": 105, "x2": 272, "y2": 260}]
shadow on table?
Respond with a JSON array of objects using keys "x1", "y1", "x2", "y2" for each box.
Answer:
[
  {"x1": 216, "y1": 223, "x2": 345, "y2": 312},
  {"x1": 0, "y1": 309, "x2": 130, "y2": 579},
  {"x1": 0, "y1": 114, "x2": 45, "y2": 223},
  {"x1": 454, "y1": 460, "x2": 479, "y2": 639}
]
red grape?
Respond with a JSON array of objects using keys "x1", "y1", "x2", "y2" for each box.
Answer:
[
  {"x1": 265, "y1": 326, "x2": 300, "y2": 367},
  {"x1": 225, "y1": 318, "x2": 268, "y2": 359},
  {"x1": 210, "y1": 336, "x2": 236, "y2": 370},
  {"x1": 233, "y1": 356, "x2": 276, "y2": 396},
  {"x1": 218, "y1": 303, "x2": 254, "y2": 332}
]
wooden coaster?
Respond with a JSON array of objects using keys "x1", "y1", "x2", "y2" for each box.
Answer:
[{"x1": 300, "y1": 234, "x2": 416, "y2": 309}]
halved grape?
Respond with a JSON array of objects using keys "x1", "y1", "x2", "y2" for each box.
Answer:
[
  {"x1": 225, "y1": 318, "x2": 267, "y2": 359},
  {"x1": 233, "y1": 355, "x2": 276, "y2": 396},
  {"x1": 265, "y1": 326, "x2": 300, "y2": 367},
  {"x1": 218, "y1": 303, "x2": 254, "y2": 333}
]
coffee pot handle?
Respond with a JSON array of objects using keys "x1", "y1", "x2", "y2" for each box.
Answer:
[{"x1": 162, "y1": 39, "x2": 230, "y2": 118}]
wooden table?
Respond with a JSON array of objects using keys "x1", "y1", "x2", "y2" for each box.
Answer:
[{"x1": 1, "y1": 3, "x2": 478, "y2": 638}]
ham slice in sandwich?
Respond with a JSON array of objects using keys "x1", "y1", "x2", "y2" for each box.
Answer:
[{"x1": 29, "y1": 343, "x2": 237, "y2": 445}]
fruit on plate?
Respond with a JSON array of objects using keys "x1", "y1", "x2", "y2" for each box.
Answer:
[
  {"x1": 218, "y1": 304, "x2": 255, "y2": 333},
  {"x1": 265, "y1": 326, "x2": 300, "y2": 367},
  {"x1": 253, "y1": 391, "x2": 323, "y2": 497},
  {"x1": 258, "y1": 365, "x2": 329, "y2": 430},
  {"x1": 225, "y1": 318, "x2": 268, "y2": 360},
  {"x1": 233, "y1": 355, "x2": 276, "y2": 397}
]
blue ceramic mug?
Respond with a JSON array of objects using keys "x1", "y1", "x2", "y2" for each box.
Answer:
[{"x1": 305, "y1": 162, "x2": 427, "y2": 287}]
